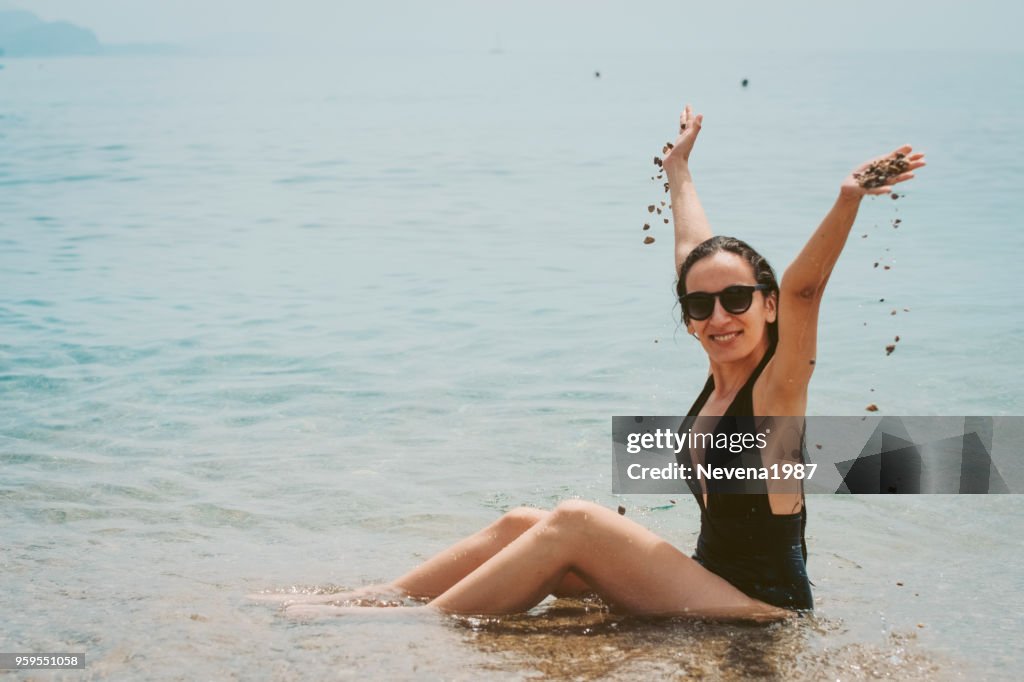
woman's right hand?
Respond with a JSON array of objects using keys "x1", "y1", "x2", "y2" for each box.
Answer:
[{"x1": 662, "y1": 104, "x2": 703, "y2": 177}]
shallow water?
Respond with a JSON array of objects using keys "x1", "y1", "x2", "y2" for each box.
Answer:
[{"x1": 2, "y1": 49, "x2": 1023, "y2": 679}]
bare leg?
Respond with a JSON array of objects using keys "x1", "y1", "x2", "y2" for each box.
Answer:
[
  {"x1": 391, "y1": 507, "x2": 591, "y2": 599},
  {"x1": 285, "y1": 603, "x2": 444, "y2": 621},
  {"x1": 252, "y1": 507, "x2": 590, "y2": 606},
  {"x1": 247, "y1": 584, "x2": 410, "y2": 605},
  {"x1": 427, "y1": 500, "x2": 790, "y2": 620}
]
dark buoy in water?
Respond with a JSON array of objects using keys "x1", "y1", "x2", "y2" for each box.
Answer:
[
  {"x1": 595, "y1": 71, "x2": 601, "y2": 78},
  {"x1": 741, "y1": 78, "x2": 749, "y2": 87}
]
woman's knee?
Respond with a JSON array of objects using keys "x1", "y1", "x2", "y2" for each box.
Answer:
[
  {"x1": 492, "y1": 506, "x2": 548, "y2": 537},
  {"x1": 549, "y1": 499, "x2": 605, "y2": 530},
  {"x1": 490, "y1": 501, "x2": 606, "y2": 543}
]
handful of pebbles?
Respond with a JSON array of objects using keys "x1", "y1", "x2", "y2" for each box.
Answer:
[{"x1": 854, "y1": 152, "x2": 910, "y2": 189}]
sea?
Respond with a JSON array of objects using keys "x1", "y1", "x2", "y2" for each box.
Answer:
[{"x1": 2, "y1": 49, "x2": 1023, "y2": 679}]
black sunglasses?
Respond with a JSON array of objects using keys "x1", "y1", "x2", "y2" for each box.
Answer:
[{"x1": 681, "y1": 284, "x2": 769, "y2": 321}]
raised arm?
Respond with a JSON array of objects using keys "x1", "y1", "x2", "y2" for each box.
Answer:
[
  {"x1": 663, "y1": 105, "x2": 713, "y2": 276},
  {"x1": 765, "y1": 146, "x2": 927, "y2": 404}
]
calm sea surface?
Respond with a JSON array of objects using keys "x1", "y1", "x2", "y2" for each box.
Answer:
[{"x1": 2, "y1": 49, "x2": 1023, "y2": 679}]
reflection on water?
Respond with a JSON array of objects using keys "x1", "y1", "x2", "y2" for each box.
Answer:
[{"x1": 457, "y1": 599, "x2": 949, "y2": 680}]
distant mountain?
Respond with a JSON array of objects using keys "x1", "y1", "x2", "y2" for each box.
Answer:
[
  {"x1": 0, "y1": 9, "x2": 100, "y2": 56},
  {"x1": 0, "y1": 8, "x2": 178, "y2": 57}
]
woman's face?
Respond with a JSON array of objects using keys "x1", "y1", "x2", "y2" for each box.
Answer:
[{"x1": 684, "y1": 251, "x2": 776, "y2": 363}]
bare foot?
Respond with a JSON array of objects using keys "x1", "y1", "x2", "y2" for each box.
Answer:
[
  {"x1": 247, "y1": 584, "x2": 409, "y2": 606},
  {"x1": 247, "y1": 591, "x2": 343, "y2": 605},
  {"x1": 284, "y1": 603, "x2": 438, "y2": 620}
]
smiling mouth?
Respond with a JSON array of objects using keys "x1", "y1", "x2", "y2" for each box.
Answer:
[{"x1": 709, "y1": 331, "x2": 741, "y2": 343}]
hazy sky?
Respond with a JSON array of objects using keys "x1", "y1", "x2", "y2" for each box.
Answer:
[{"x1": 9, "y1": 0, "x2": 1024, "y2": 53}]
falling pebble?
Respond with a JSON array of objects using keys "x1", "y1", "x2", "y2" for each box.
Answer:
[
  {"x1": 884, "y1": 265, "x2": 891, "y2": 270},
  {"x1": 903, "y1": 308, "x2": 910, "y2": 312},
  {"x1": 895, "y1": 335, "x2": 900, "y2": 342},
  {"x1": 891, "y1": 193, "x2": 900, "y2": 200},
  {"x1": 874, "y1": 262, "x2": 879, "y2": 268},
  {"x1": 617, "y1": 505, "x2": 626, "y2": 515},
  {"x1": 654, "y1": 339, "x2": 659, "y2": 343},
  {"x1": 897, "y1": 581, "x2": 904, "y2": 587},
  {"x1": 656, "y1": 208, "x2": 662, "y2": 214},
  {"x1": 666, "y1": 142, "x2": 674, "y2": 150},
  {"x1": 663, "y1": 218, "x2": 669, "y2": 224},
  {"x1": 595, "y1": 71, "x2": 601, "y2": 78},
  {"x1": 663, "y1": 182, "x2": 670, "y2": 193},
  {"x1": 653, "y1": 156, "x2": 663, "y2": 167},
  {"x1": 809, "y1": 359, "x2": 816, "y2": 365},
  {"x1": 862, "y1": 234, "x2": 868, "y2": 238},
  {"x1": 190, "y1": 613, "x2": 208, "y2": 622},
  {"x1": 866, "y1": 404, "x2": 879, "y2": 412},
  {"x1": 644, "y1": 236, "x2": 655, "y2": 245},
  {"x1": 879, "y1": 298, "x2": 885, "y2": 302},
  {"x1": 917, "y1": 623, "x2": 925, "y2": 628},
  {"x1": 891, "y1": 309, "x2": 897, "y2": 315},
  {"x1": 815, "y1": 443, "x2": 822, "y2": 449},
  {"x1": 741, "y1": 78, "x2": 749, "y2": 87},
  {"x1": 863, "y1": 322, "x2": 868, "y2": 326},
  {"x1": 669, "y1": 499, "x2": 676, "y2": 504},
  {"x1": 885, "y1": 344, "x2": 896, "y2": 356},
  {"x1": 648, "y1": 205, "x2": 655, "y2": 213},
  {"x1": 643, "y1": 223, "x2": 650, "y2": 231},
  {"x1": 870, "y1": 388, "x2": 875, "y2": 392},
  {"x1": 660, "y1": 201, "x2": 666, "y2": 207}
]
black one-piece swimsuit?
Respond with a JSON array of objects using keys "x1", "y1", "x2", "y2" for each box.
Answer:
[{"x1": 676, "y1": 346, "x2": 814, "y2": 611}]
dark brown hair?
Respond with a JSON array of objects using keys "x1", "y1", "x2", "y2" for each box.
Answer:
[{"x1": 676, "y1": 236, "x2": 779, "y2": 344}]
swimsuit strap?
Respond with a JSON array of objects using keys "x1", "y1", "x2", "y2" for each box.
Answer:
[
  {"x1": 686, "y1": 343, "x2": 775, "y2": 418},
  {"x1": 725, "y1": 344, "x2": 775, "y2": 416}
]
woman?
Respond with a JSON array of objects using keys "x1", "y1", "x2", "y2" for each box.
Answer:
[{"x1": 270, "y1": 105, "x2": 925, "y2": 620}]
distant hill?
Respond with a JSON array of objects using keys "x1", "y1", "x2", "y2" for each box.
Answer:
[
  {"x1": 0, "y1": 9, "x2": 100, "y2": 56},
  {"x1": 0, "y1": 8, "x2": 178, "y2": 57}
]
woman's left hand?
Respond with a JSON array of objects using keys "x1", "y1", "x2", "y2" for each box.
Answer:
[{"x1": 840, "y1": 145, "x2": 926, "y2": 199}]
